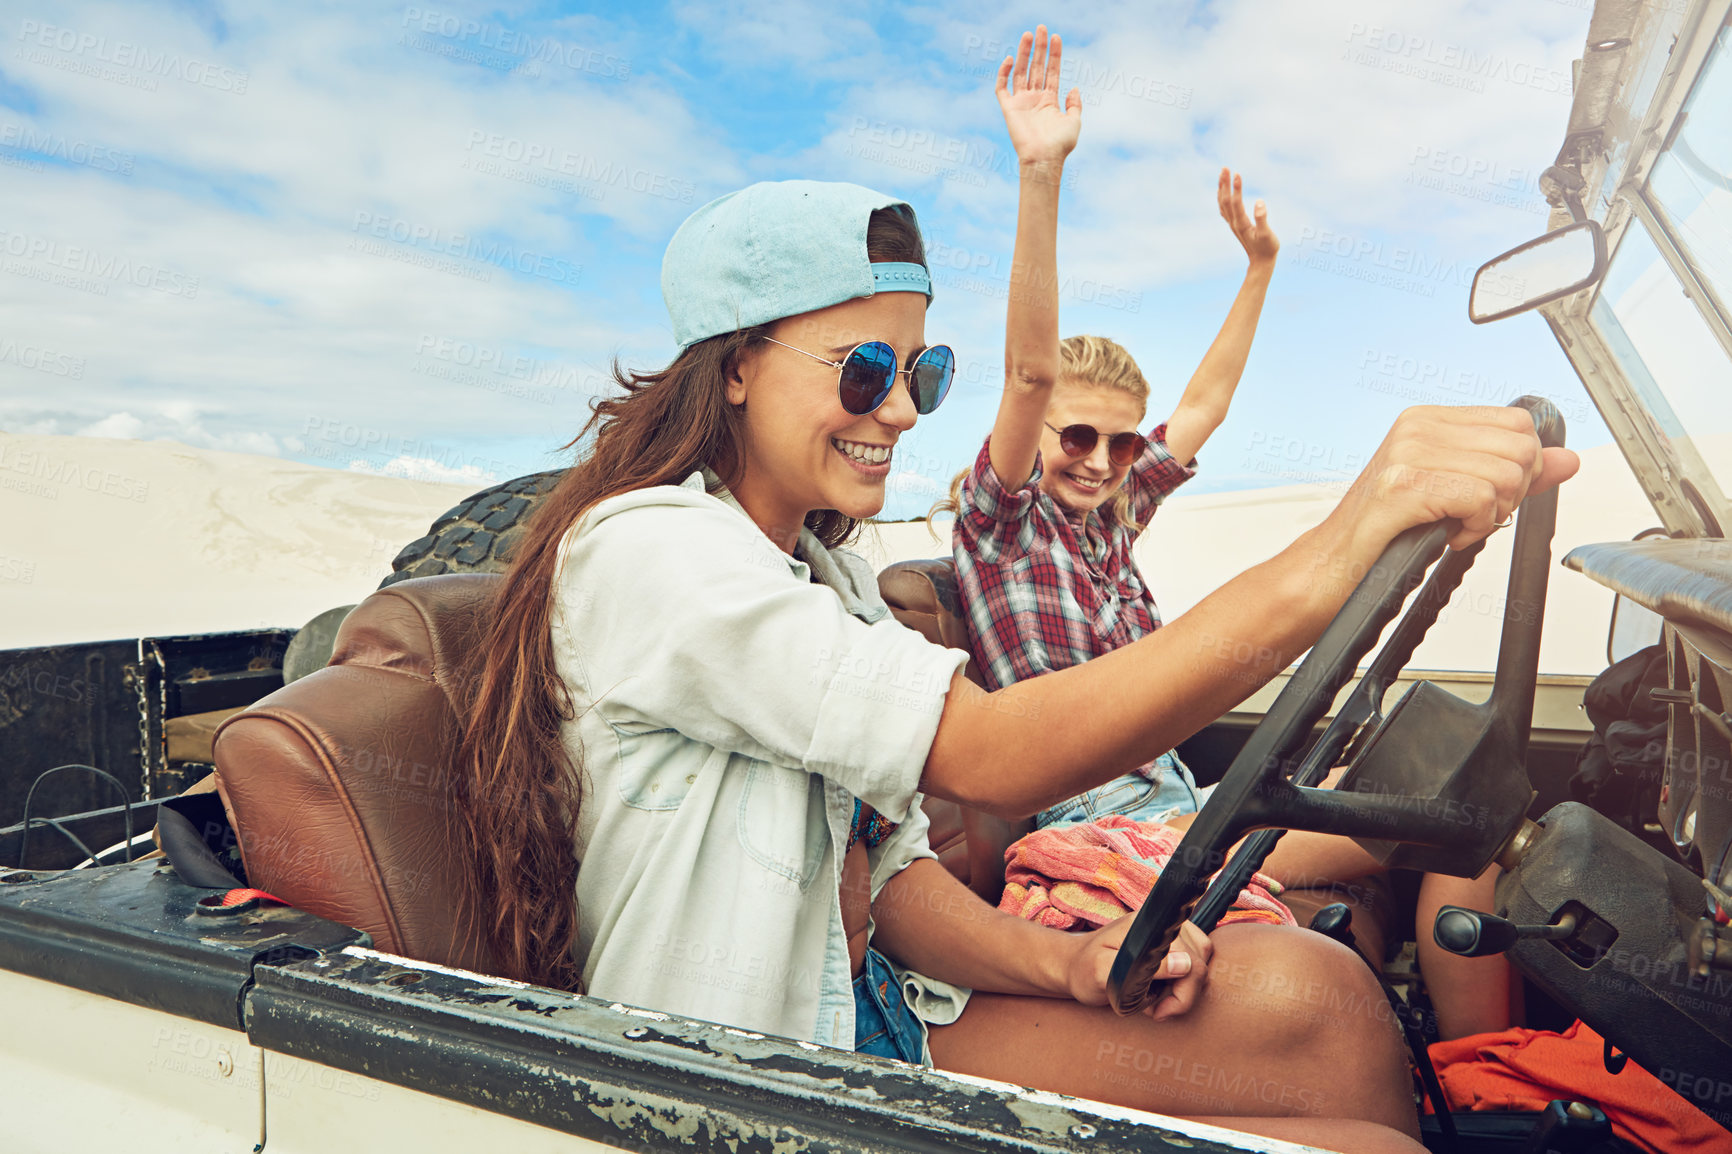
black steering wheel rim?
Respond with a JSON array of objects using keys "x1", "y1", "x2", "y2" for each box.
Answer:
[{"x1": 1107, "y1": 397, "x2": 1566, "y2": 1015}]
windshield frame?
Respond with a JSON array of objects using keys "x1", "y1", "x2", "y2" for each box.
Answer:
[{"x1": 1536, "y1": 0, "x2": 1732, "y2": 537}]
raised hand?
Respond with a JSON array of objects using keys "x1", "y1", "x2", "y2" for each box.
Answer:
[
  {"x1": 996, "y1": 26, "x2": 1082, "y2": 168},
  {"x1": 1218, "y1": 168, "x2": 1279, "y2": 267}
]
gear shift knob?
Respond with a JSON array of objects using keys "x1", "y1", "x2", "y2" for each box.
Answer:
[{"x1": 1434, "y1": 905, "x2": 1578, "y2": 957}]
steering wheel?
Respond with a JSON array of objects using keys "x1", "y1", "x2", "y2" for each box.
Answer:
[{"x1": 1108, "y1": 397, "x2": 1566, "y2": 1015}]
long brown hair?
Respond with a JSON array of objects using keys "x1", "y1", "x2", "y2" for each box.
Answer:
[{"x1": 454, "y1": 205, "x2": 927, "y2": 989}]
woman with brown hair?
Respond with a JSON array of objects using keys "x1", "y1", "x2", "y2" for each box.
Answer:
[{"x1": 449, "y1": 163, "x2": 1574, "y2": 1151}]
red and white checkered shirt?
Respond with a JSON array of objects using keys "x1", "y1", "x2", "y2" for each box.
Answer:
[{"x1": 952, "y1": 426, "x2": 1197, "y2": 697}]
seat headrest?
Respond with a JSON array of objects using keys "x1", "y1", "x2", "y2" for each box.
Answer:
[
  {"x1": 213, "y1": 574, "x2": 503, "y2": 973},
  {"x1": 878, "y1": 558, "x2": 975, "y2": 661},
  {"x1": 328, "y1": 572, "x2": 497, "y2": 681}
]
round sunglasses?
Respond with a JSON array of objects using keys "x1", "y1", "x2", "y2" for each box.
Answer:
[
  {"x1": 763, "y1": 337, "x2": 956, "y2": 416},
  {"x1": 1045, "y1": 421, "x2": 1148, "y2": 466}
]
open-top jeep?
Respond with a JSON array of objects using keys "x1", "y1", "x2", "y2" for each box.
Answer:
[{"x1": 3, "y1": 1, "x2": 1730, "y2": 1149}]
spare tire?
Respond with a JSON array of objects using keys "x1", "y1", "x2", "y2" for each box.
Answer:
[{"x1": 380, "y1": 470, "x2": 564, "y2": 588}]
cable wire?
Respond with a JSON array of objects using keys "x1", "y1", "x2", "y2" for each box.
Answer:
[{"x1": 15, "y1": 764, "x2": 133, "y2": 870}]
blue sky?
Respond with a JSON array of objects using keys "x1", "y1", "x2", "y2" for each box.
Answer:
[{"x1": 0, "y1": 0, "x2": 1600, "y2": 518}]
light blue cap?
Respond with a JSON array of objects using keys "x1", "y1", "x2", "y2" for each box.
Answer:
[{"x1": 661, "y1": 180, "x2": 933, "y2": 348}]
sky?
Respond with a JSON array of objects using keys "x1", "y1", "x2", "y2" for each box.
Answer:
[{"x1": 0, "y1": 0, "x2": 1605, "y2": 519}]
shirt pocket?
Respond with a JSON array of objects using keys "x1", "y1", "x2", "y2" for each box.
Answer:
[
  {"x1": 613, "y1": 724, "x2": 698, "y2": 811},
  {"x1": 736, "y1": 763, "x2": 828, "y2": 888},
  {"x1": 1112, "y1": 564, "x2": 1147, "y2": 603},
  {"x1": 1008, "y1": 543, "x2": 1053, "y2": 585}
]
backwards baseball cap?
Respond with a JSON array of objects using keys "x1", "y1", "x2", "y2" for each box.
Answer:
[{"x1": 661, "y1": 179, "x2": 933, "y2": 348}]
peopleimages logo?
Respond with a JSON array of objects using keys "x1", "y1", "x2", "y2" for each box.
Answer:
[
  {"x1": 400, "y1": 8, "x2": 629, "y2": 79},
  {"x1": 0, "y1": 444, "x2": 150, "y2": 503},
  {"x1": 350, "y1": 212, "x2": 581, "y2": 286},
  {"x1": 0, "y1": 337, "x2": 85, "y2": 379},
  {"x1": 1342, "y1": 23, "x2": 1571, "y2": 97},
  {"x1": 0, "y1": 229, "x2": 200, "y2": 298},
  {"x1": 463, "y1": 132, "x2": 695, "y2": 204},
  {"x1": 0, "y1": 120, "x2": 134, "y2": 174},
  {"x1": 14, "y1": 19, "x2": 250, "y2": 94},
  {"x1": 1291, "y1": 225, "x2": 1523, "y2": 302}
]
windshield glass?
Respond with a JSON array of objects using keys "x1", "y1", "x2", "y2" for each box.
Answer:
[
  {"x1": 1649, "y1": 22, "x2": 1732, "y2": 326},
  {"x1": 1590, "y1": 217, "x2": 1732, "y2": 506}
]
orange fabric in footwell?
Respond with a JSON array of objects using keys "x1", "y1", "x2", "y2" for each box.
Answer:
[{"x1": 1427, "y1": 1020, "x2": 1732, "y2": 1154}]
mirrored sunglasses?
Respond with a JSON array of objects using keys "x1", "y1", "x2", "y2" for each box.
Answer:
[{"x1": 764, "y1": 338, "x2": 956, "y2": 416}]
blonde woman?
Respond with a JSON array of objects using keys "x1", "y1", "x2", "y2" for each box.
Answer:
[
  {"x1": 947, "y1": 27, "x2": 1514, "y2": 1042},
  {"x1": 945, "y1": 27, "x2": 1276, "y2": 843}
]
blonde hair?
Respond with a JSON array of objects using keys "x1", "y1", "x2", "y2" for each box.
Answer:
[
  {"x1": 929, "y1": 335, "x2": 1150, "y2": 530},
  {"x1": 1057, "y1": 334, "x2": 1151, "y2": 407}
]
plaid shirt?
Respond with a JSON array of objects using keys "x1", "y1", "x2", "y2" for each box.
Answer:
[{"x1": 953, "y1": 424, "x2": 1196, "y2": 714}]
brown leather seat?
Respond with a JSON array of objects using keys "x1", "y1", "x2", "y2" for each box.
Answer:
[
  {"x1": 878, "y1": 560, "x2": 980, "y2": 884},
  {"x1": 209, "y1": 557, "x2": 1390, "y2": 982},
  {"x1": 211, "y1": 574, "x2": 500, "y2": 972}
]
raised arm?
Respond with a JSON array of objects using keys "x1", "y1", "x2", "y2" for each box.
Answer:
[
  {"x1": 987, "y1": 25, "x2": 1082, "y2": 492},
  {"x1": 922, "y1": 405, "x2": 1581, "y2": 818},
  {"x1": 1162, "y1": 169, "x2": 1279, "y2": 467}
]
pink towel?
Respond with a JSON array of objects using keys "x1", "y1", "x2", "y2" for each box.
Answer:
[{"x1": 999, "y1": 815, "x2": 1296, "y2": 931}]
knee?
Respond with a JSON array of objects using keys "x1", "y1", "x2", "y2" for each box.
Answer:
[{"x1": 1207, "y1": 925, "x2": 1403, "y2": 1064}]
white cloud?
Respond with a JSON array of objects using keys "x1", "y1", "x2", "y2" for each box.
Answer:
[
  {"x1": 348, "y1": 454, "x2": 497, "y2": 486},
  {"x1": 78, "y1": 411, "x2": 145, "y2": 438},
  {"x1": 65, "y1": 403, "x2": 279, "y2": 453},
  {"x1": 0, "y1": 0, "x2": 743, "y2": 471},
  {"x1": 1, "y1": 0, "x2": 1601, "y2": 512}
]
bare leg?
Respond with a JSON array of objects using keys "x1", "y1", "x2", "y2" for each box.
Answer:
[
  {"x1": 1165, "y1": 763, "x2": 1381, "y2": 892},
  {"x1": 1416, "y1": 868, "x2": 1511, "y2": 1039},
  {"x1": 1258, "y1": 829, "x2": 1382, "y2": 887},
  {"x1": 927, "y1": 923, "x2": 1421, "y2": 1146}
]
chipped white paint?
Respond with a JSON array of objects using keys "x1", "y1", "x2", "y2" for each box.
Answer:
[
  {"x1": 585, "y1": 1087, "x2": 706, "y2": 1145},
  {"x1": 605, "y1": 1002, "x2": 673, "y2": 1021},
  {"x1": 1007, "y1": 1095, "x2": 1093, "y2": 1138},
  {"x1": 584, "y1": 1085, "x2": 819, "y2": 1154},
  {"x1": 723, "y1": 1027, "x2": 768, "y2": 1040},
  {"x1": 341, "y1": 945, "x2": 534, "y2": 989},
  {"x1": 322, "y1": 945, "x2": 1305, "y2": 1150}
]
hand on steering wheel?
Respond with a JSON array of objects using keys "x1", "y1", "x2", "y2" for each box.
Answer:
[
  {"x1": 1070, "y1": 917, "x2": 1213, "y2": 1020},
  {"x1": 1108, "y1": 398, "x2": 1570, "y2": 1015}
]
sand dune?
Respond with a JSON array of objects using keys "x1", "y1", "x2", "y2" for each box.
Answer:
[
  {"x1": 2, "y1": 432, "x2": 1676, "y2": 675},
  {"x1": 1, "y1": 434, "x2": 473, "y2": 648}
]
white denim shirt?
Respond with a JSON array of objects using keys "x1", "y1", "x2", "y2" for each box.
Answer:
[{"x1": 553, "y1": 471, "x2": 973, "y2": 1051}]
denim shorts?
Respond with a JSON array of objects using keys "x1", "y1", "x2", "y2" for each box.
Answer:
[
  {"x1": 1034, "y1": 750, "x2": 1202, "y2": 830},
  {"x1": 854, "y1": 948, "x2": 925, "y2": 1064}
]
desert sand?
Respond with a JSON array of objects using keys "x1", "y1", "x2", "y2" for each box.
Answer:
[
  {"x1": 0, "y1": 434, "x2": 474, "y2": 648},
  {"x1": 3, "y1": 432, "x2": 1667, "y2": 675}
]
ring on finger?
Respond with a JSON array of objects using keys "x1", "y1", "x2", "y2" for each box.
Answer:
[{"x1": 1493, "y1": 514, "x2": 1515, "y2": 529}]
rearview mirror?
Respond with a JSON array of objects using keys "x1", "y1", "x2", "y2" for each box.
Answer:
[{"x1": 1469, "y1": 220, "x2": 1607, "y2": 324}]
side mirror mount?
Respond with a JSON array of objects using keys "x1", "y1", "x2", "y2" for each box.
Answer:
[{"x1": 1469, "y1": 220, "x2": 1608, "y2": 324}]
